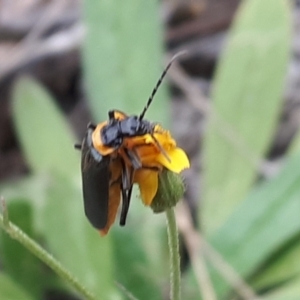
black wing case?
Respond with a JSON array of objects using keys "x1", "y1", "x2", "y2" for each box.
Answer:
[{"x1": 81, "y1": 128, "x2": 110, "y2": 229}]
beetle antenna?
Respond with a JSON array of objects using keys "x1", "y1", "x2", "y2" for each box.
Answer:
[{"x1": 139, "y1": 50, "x2": 187, "y2": 120}]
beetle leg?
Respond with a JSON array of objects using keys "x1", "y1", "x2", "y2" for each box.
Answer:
[
  {"x1": 108, "y1": 110, "x2": 115, "y2": 120},
  {"x1": 141, "y1": 165, "x2": 161, "y2": 171},
  {"x1": 87, "y1": 122, "x2": 96, "y2": 130},
  {"x1": 120, "y1": 160, "x2": 134, "y2": 226},
  {"x1": 120, "y1": 184, "x2": 133, "y2": 226},
  {"x1": 121, "y1": 159, "x2": 131, "y2": 189},
  {"x1": 75, "y1": 123, "x2": 97, "y2": 151},
  {"x1": 124, "y1": 148, "x2": 142, "y2": 169},
  {"x1": 129, "y1": 141, "x2": 171, "y2": 164}
]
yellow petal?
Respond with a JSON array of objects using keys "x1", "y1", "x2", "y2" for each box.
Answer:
[
  {"x1": 121, "y1": 124, "x2": 190, "y2": 173},
  {"x1": 134, "y1": 169, "x2": 158, "y2": 206},
  {"x1": 156, "y1": 148, "x2": 190, "y2": 173},
  {"x1": 123, "y1": 128, "x2": 176, "y2": 152}
]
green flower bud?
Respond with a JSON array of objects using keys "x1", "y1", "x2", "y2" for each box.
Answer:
[{"x1": 150, "y1": 168, "x2": 185, "y2": 213}]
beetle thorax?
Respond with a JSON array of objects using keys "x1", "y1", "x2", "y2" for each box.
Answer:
[
  {"x1": 119, "y1": 116, "x2": 152, "y2": 136},
  {"x1": 101, "y1": 116, "x2": 154, "y2": 148}
]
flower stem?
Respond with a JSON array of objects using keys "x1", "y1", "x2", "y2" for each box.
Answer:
[
  {"x1": 0, "y1": 198, "x2": 96, "y2": 300},
  {"x1": 165, "y1": 208, "x2": 181, "y2": 300}
]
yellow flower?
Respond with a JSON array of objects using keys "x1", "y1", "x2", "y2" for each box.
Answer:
[{"x1": 121, "y1": 124, "x2": 190, "y2": 206}]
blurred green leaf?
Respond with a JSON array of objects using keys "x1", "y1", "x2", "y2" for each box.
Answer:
[
  {"x1": 43, "y1": 173, "x2": 118, "y2": 299},
  {"x1": 262, "y1": 278, "x2": 300, "y2": 300},
  {"x1": 82, "y1": 1, "x2": 168, "y2": 124},
  {"x1": 181, "y1": 267, "x2": 201, "y2": 300},
  {"x1": 287, "y1": 131, "x2": 300, "y2": 155},
  {"x1": 252, "y1": 235, "x2": 300, "y2": 290},
  {"x1": 12, "y1": 77, "x2": 78, "y2": 178},
  {"x1": 0, "y1": 201, "x2": 46, "y2": 298},
  {"x1": 202, "y1": 0, "x2": 291, "y2": 234},
  {"x1": 11, "y1": 76, "x2": 118, "y2": 298},
  {"x1": 113, "y1": 231, "x2": 163, "y2": 300},
  {"x1": 0, "y1": 273, "x2": 34, "y2": 300},
  {"x1": 0, "y1": 175, "x2": 49, "y2": 232},
  {"x1": 209, "y1": 154, "x2": 300, "y2": 296},
  {"x1": 112, "y1": 195, "x2": 167, "y2": 300}
]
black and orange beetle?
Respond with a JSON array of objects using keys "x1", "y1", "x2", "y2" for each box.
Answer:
[{"x1": 75, "y1": 52, "x2": 186, "y2": 234}]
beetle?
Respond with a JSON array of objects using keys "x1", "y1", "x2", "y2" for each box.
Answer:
[
  {"x1": 75, "y1": 52, "x2": 185, "y2": 233},
  {"x1": 77, "y1": 125, "x2": 110, "y2": 229}
]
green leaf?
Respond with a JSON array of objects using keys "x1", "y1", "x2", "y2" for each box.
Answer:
[
  {"x1": 202, "y1": 0, "x2": 291, "y2": 234},
  {"x1": 0, "y1": 201, "x2": 46, "y2": 298},
  {"x1": 252, "y1": 235, "x2": 300, "y2": 290},
  {"x1": 262, "y1": 278, "x2": 300, "y2": 300},
  {"x1": 0, "y1": 273, "x2": 34, "y2": 300},
  {"x1": 12, "y1": 77, "x2": 78, "y2": 177},
  {"x1": 0, "y1": 175, "x2": 50, "y2": 232},
  {"x1": 112, "y1": 193, "x2": 167, "y2": 300},
  {"x1": 11, "y1": 76, "x2": 118, "y2": 298},
  {"x1": 43, "y1": 173, "x2": 118, "y2": 299},
  {"x1": 287, "y1": 131, "x2": 300, "y2": 155},
  {"x1": 82, "y1": 1, "x2": 168, "y2": 124},
  {"x1": 181, "y1": 269, "x2": 201, "y2": 300},
  {"x1": 209, "y1": 154, "x2": 300, "y2": 296}
]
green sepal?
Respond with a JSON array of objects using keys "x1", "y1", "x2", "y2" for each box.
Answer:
[{"x1": 151, "y1": 168, "x2": 185, "y2": 213}]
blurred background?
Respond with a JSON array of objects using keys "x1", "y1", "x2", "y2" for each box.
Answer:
[{"x1": 0, "y1": 0, "x2": 300, "y2": 299}]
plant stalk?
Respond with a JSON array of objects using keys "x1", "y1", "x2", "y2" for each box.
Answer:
[{"x1": 165, "y1": 208, "x2": 181, "y2": 300}]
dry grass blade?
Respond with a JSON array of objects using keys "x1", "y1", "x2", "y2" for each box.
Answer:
[{"x1": 176, "y1": 201, "x2": 260, "y2": 300}]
